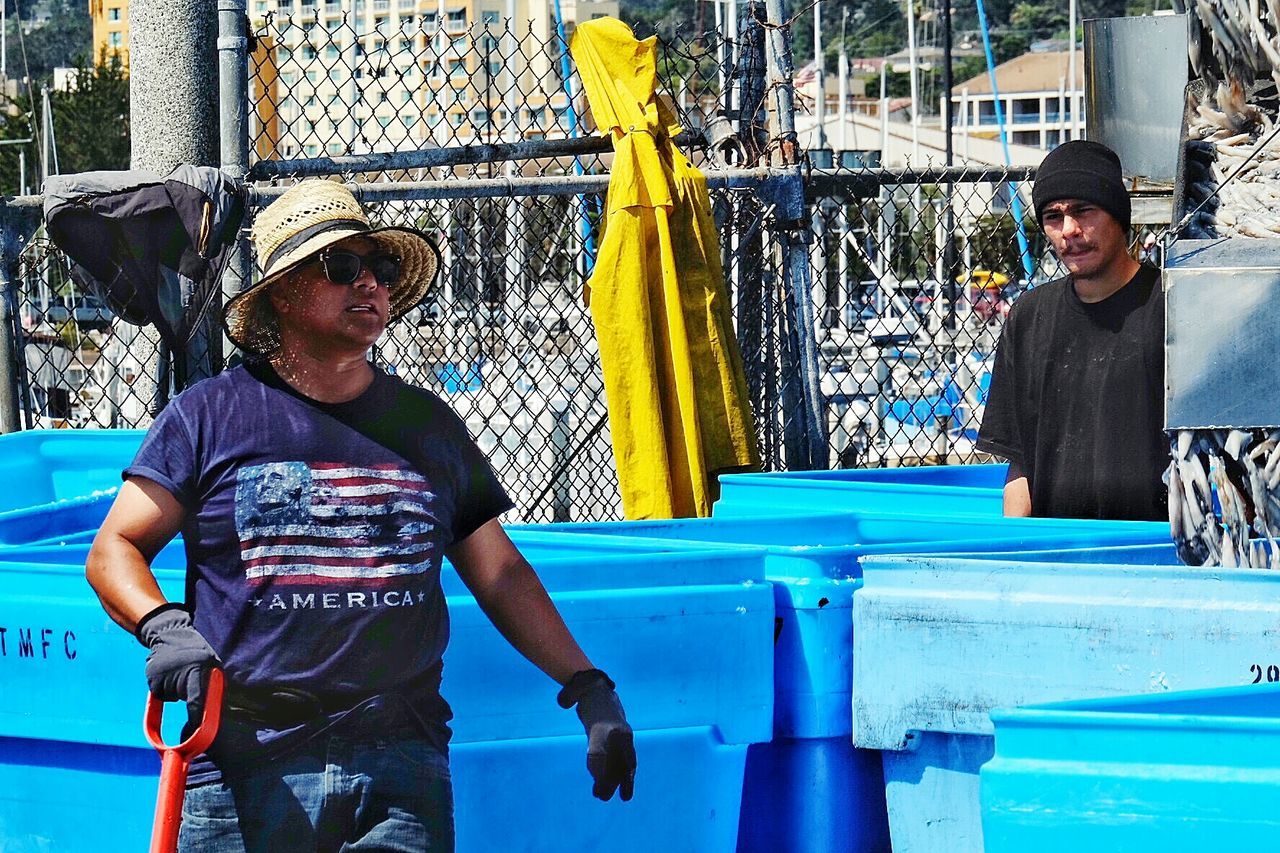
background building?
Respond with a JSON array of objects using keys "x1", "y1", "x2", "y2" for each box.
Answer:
[
  {"x1": 950, "y1": 50, "x2": 1085, "y2": 151},
  {"x1": 88, "y1": 0, "x2": 128, "y2": 64}
]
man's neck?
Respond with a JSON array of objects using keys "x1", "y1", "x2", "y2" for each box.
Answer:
[
  {"x1": 1072, "y1": 255, "x2": 1142, "y2": 304},
  {"x1": 270, "y1": 347, "x2": 375, "y2": 403}
]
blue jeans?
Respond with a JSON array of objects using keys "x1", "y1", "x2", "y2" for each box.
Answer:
[{"x1": 178, "y1": 723, "x2": 454, "y2": 852}]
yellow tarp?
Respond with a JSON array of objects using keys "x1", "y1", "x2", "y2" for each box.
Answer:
[{"x1": 570, "y1": 18, "x2": 760, "y2": 519}]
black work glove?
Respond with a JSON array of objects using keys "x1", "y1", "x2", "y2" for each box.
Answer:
[
  {"x1": 136, "y1": 604, "x2": 221, "y2": 717},
  {"x1": 558, "y1": 669, "x2": 636, "y2": 802}
]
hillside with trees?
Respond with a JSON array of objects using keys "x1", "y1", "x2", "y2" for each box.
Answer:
[{"x1": 620, "y1": 0, "x2": 1172, "y2": 108}]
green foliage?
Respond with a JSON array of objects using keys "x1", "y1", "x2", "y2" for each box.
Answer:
[
  {"x1": 51, "y1": 49, "x2": 129, "y2": 175},
  {"x1": 0, "y1": 50, "x2": 128, "y2": 195},
  {"x1": 3, "y1": 0, "x2": 92, "y2": 84}
]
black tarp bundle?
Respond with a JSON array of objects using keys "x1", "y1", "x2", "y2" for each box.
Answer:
[{"x1": 43, "y1": 166, "x2": 246, "y2": 409}]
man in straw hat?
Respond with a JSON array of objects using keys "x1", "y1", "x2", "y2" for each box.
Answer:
[{"x1": 86, "y1": 179, "x2": 636, "y2": 850}]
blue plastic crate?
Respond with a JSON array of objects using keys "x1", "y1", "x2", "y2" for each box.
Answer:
[
  {"x1": 0, "y1": 430, "x2": 142, "y2": 511},
  {"x1": 0, "y1": 538, "x2": 773, "y2": 852},
  {"x1": 714, "y1": 465, "x2": 1008, "y2": 517},
  {"x1": 0, "y1": 430, "x2": 143, "y2": 546},
  {"x1": 856, "y1": 552, "x2": 1280, "y2": 853},
  {"x1": 983, "y1": 684, "x2": 1280, "y2": 852},
  {"x1": 514, "y1": 511, "x2": 1173, "y2": 853}
]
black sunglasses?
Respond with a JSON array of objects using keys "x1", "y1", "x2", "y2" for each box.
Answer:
[{"x1": 318, "y1": 248, "x2": 402, "y2": 287}]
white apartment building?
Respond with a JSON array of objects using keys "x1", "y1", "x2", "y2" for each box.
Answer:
[{"x1": 950, "y1": 50, "x2": 1085, "y2": 151}]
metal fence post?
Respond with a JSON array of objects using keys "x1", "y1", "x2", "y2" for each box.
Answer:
[
  {"x1": 0, "y1": 210, "x2": 20, "y2": 433},
  {"x1": 762, "y1": 0, "x2": 828, "y2": 469},
  {"x1": 550, "y1": 397, "x2": 572, "y2": 522},
  {"x1": 218, "y1": 0, "x2": 252, "y2": 371}
]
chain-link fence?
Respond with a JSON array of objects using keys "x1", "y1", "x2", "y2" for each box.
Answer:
[{"x1": 1, "y1": 3, "x2": 1092, "y2": 522}]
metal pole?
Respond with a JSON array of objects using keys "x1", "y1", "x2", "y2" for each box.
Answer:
[
  {"x1": 131, "y1": 0, "x2": 219, "y2": 411},
  {"x1": 813, "y1": 0, "x2": 825, "y2": 151},
  {"x1": 763, "y1": 0, "x2": 827, "y2": 468},
  {"x1": 905, "y1": 0, "x2": 921, "y2": 161},
  {"x1": 218, "y1": 0, "x2": 250, "y2": 378},
  {"x1": 763, "y1": 0, "x2": 798, "y2": 163},
  {"x1": 0, "y1": 213, "x2": 19, "y2": 433},
  {"x1": 1069, "y1": 0, "x2": 1078, "y2": 139},
  {"x1": 941, "y1": 0, "x2": 958, "y2": 333}
]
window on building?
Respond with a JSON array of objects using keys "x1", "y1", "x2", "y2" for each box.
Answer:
[
  {"x1": 481, "y1": 11, "x2": 499, "y2": 23},
  {"x1": 374, "y1": 16, "x2": 388, "y2": 30},
  {"x1": 302, "y1": 44, "x2": 317, "y2": 59},
  {"x1": 305, "y1": 144, "x2": 320, "y2": 156},
  {"x1": 422, "y1": 12, "x2": 437, "y2": 27},
  {"x1": 109, "y1": 32, "x2": 123, "y2": 47},
  {"x1": 401, "y1": 114, "x2": 415, "y2": 128},
  {"x1": 449, "y1": 59, "x2": 465, "y2": 77},
  {"x1": 281, "y1": 71, "x2": 296, "y2": 85},
  {"x1": 109, "y1": 8, "x2": 122, "y2": 20},
  {"x1": 488, "y1": 61, "x2": 501, "y2": 76},
  {"x1": 374, "y1": 0, "x2": 389, "y2": 10},
  {"x1": 447, "y1": 9, "x2": 466, "y2": 28},
  {"x1": 401, "y1": 90, "x2": 412, "y2": 104},
  {"x1": 399, "y1": 0, "x2": 415, "y2": 9},
  {"x1": 325, "y1": 44, "x2": 339, "y2": 59},
  {"x1": 329, "y1": 142, "x2": 344, "y2": 154},
  {"x1": 471, "y1": 108, "x2": 488, "y2": 125},
  {"x1": 450, "y1": 112, "x2": 463, "y2": 127},
  {"x1": 307, "y1": 69, "x2": 319, "y2": 82}
]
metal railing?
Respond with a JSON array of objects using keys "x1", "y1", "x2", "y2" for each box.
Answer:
[{"x1": 0, "y1": 0, "x2": 1087, "y2": 520}]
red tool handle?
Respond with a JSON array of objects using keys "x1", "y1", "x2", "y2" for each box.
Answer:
[{"x1": 145, "y1": 667, "x2": 224, "y2": 853}]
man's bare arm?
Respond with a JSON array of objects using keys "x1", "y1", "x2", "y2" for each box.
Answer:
[
  {"x1": 1003, "y1": 476, "x2": 1032, "y2": 517},
  {"x1": 446, "y1": 518, "x2": 592, "y2": 684},
  {"x1": 85, "y1": 477, "x2": 187, "y2": 632}
]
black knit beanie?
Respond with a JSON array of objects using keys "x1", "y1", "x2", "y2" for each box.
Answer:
[{"x1": 1032, "y1": 140, "x2": 1130, "y2": 229}]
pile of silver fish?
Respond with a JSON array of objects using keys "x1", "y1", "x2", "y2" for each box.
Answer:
[
  {"x1": 1176, "y1": 0, "x2": 1280, "y2": 90},
  {"x1": 1165, "y1": 4, "x2": 1280, "y2": 568},
  {"x1": 1168, "y1": 430, "x2": 1280, "y2": 568},
  {"x1": 1183, "y1": 80, "x2": 1280, "y2": 238}
]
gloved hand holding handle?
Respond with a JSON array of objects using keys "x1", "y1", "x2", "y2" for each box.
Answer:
[
  {"x1": 558, "y1": 669, "x2": 636, "y2": 801},
  {"x1": 136, "y1": 604, "x2": 222, "y2": 717}
]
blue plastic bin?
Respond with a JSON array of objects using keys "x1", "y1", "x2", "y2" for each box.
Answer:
[
  {"x1": 0, "y1": 430, "x2": 142, "y2": 511},
  {"x1": 855, "y1": 551, "x2": 1280, "y2": 853},
  {"x1": 0, "y1": 535, "x2": 774, "y2": 852},
  {"x1": 514, "y1": 511, "x2": 1173, "y2": 853},
  {"x1": 713, "y1": 464, "x2": 1008, "y2": 517},
  {"x1": 0, "y1": 430, "x2": 143, "y2": 546},
  {"x1": 983, "y1": 684, "x2": 1280, "y2": 852}
]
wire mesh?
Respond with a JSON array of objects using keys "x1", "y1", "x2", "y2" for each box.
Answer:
[
  {"x1": 2, "y1": 6, "x2": 1089, "y2": 522},
  {"x1": 802, "y1": 161, "x2": 1070, "y2": 467}
]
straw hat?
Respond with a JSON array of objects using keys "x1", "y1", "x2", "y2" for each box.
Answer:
[{"x1": 223, "y1": 179, "x2": 440, "y2": 355}]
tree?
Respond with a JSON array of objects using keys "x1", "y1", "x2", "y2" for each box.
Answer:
[
  {"x1": 51, "y1": 49, "x2": 129, "y2": 176},
  {"x1": 0, "y1": 49, "x2": 128, "y2": 195},
  {"x1": 3, "y1": 0, "x2": 92, "y2": 85}
]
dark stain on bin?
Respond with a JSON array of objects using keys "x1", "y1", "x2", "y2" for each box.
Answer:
[{"x1": 817, "y1": 597, "x2": 830, "y2": 608}]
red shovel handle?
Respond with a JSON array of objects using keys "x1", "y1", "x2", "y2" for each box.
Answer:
[{"x1": 145, "y1": 667, "x2": 224, "y2": 853}]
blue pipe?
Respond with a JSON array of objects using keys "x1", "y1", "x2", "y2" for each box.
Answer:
[
  {"x1": 974, "y1": 0, "x2": 1035, "y2": 282},
  {"x1": 552, "y1": 0, "x2": 597, "y2": 275}
]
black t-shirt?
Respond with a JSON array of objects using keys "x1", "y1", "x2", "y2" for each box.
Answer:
[{"x1": 976, "y1": 264, "x2": 1167, "y2": 520}]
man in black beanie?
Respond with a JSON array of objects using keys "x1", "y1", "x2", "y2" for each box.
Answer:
[{"x1": 976, "y1": 140, "x2": 1167, "y2": 520}]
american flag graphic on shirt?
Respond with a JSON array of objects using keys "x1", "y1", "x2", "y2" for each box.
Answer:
[{"x1": 234, "y1": 460, "x2": 438, "y2": 585}]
